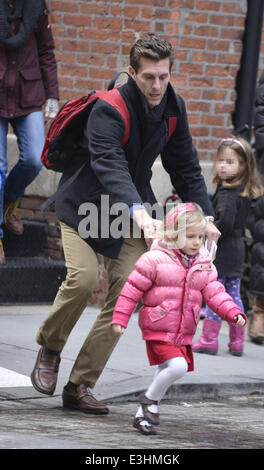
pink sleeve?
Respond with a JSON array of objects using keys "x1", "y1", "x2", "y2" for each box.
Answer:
[
  {"x1": 227, "y1": 308, "x2": 247, "y2": 324},
  {"x1": 111, "y1": 253, "x2": 156, "y2": 328}
]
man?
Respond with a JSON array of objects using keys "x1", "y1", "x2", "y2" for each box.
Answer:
[{"x1": 31, "y1": 35, "x2": 219, "y2": 414}]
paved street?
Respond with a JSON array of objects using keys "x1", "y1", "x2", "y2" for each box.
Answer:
[
  {"x1": 1, "y1": 394, "x2": 264, "y2": 450},
  {"x1": 0, "y1": 305, "x2": 263, "y2": 454}
]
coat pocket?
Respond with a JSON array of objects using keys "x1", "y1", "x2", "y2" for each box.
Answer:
[
  {"x1": 139, "y1": 300, "x2": 181, "y2": 333},
  {"x1": 192, "y1": 305, "x2": 200, "y2": 325},
  {"x1": 181, "y1": 304, "x2": 200, "y2": 336},
  {"x1": 149, "y1": 309, "x2": 166, "y2": 322},
  {"x1": 19, "y1": 68, "x2": 45, "y2": 108}
]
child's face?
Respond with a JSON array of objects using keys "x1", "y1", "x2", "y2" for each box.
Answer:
[
  {"x1": 216, "y1": 148, "x2": 240, "y2": 181},
  {"x1": 179, "y1": 224, "x2": 206, "y2": 256}
]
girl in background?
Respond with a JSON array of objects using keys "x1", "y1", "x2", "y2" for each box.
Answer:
[{"x1": 193, "y1": 136, "x2": 263, "y2": 356}]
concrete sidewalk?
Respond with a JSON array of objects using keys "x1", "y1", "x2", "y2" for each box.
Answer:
[{"x1": 0, "y1": 304, "x2": 263, "y2": 405}]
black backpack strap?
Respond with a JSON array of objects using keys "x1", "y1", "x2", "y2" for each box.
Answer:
[{"x1": 107, "y1": 71, "x2": 130, "y2": 90}]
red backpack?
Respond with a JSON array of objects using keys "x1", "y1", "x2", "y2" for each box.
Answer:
[{"x1": 41, "y1": 87, "x2": 130, "y2": 173}]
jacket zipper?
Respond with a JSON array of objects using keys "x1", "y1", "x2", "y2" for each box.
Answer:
[{"x1": 176, "y1": 256, "x2": 211, "y2": 341}]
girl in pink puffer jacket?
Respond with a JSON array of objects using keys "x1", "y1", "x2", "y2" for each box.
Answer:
[{"x1": 111, "y1": 202, "x2": 246, "y2": 436}]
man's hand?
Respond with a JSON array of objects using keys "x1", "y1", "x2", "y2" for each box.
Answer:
[
  {"x1": 205, "y1": 221, "x2": 221, "y2": 250},
  {"x1": 132, "y1": 208, "x2": 162, "y2": 243}
]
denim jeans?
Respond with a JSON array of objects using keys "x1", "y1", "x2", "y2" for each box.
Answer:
[{"x1": 0, "y1": 111, "x2": 45, "y2": 239}]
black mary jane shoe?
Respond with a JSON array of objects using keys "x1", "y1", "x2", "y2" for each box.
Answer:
[
  {"x1": 133, "y1": 417, "x2": 157, "y2": 435},
  {"x1": 138, "y1": 392, "x2": 160, "y2": 425}
]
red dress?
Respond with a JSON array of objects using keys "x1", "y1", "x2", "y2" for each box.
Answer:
[{"x1": 146, "y1": 340, "x2": 194, "y2": 371}]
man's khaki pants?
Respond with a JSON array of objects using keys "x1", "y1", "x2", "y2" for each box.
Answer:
[{"x1": 36, "y1": 222, "x2": 147, "y2": 388}]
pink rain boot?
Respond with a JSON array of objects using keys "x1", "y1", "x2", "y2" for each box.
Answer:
[
  {"x1": 228, "y1": 323, "x2": 245, "y2": 356},
  {"x1": 192, "y1": 318, "x2": 221, "y2": 355}
]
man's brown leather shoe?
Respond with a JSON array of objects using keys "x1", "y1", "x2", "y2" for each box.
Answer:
[
  {"x1": 31, "y1": 346, "x2": 61, "y2": 395},
  {"x1": 62, "y1": 383, "x2": 109, "y2": 415}
]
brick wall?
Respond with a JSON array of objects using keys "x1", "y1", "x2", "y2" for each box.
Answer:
[
  {"x1": 16, "y1": 0, "x2": 264, "y2": 305},
  {"x1": 46, "y1": 0, "x2": 264, "y2": 161}
]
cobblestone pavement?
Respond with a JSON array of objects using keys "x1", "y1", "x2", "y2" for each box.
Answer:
[{"x1": 1, "y1": 393, "x2": 263, "y2": 450}]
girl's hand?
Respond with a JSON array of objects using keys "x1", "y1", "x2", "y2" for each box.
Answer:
[
  {"x1": 234, "y1": 314, "x2": 246, "y2": 327},
  {"x1": 112, "y1": 324, "x2": 125, "y2": 335}
]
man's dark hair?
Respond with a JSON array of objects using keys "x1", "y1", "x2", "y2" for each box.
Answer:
[{"x1": 129, "y1": 35, "x2": 174, "y2": 73}]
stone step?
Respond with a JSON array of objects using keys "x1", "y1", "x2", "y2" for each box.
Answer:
[
  {"x1": 3, "y1": 220, "x2": 48, "y2": 258},
  {"x1": 0, "y1": 257, "x2": 66, "y2": 304}
]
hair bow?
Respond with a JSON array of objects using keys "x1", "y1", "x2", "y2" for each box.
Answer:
[{"x1": 167, "y1": 202, "x2": 196, "y2": 226}]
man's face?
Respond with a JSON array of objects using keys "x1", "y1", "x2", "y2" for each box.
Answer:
[{"x1": 129, "y1": 57, "x2": 171, "y2": 108}]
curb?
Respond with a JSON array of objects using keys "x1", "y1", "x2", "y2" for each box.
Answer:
[{"x1": 104, "y1": 381, "x2": 264, "y2": 403}]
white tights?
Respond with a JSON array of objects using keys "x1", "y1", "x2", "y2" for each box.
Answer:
[{"x1": 136, "y1": 356, "x2": 188, "y2": 420}]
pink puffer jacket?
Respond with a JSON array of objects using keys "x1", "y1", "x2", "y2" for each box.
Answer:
[{"x1": 111, "y1": 240, "x2": 247, "y2": 346}]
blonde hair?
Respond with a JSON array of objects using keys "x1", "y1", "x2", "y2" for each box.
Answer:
[
  {"x1": 213, "y1": 136, "x2": 264, "y2": 200},
  {"x1": 158, "y1": 202, "x2": 207, "y2": 243}
]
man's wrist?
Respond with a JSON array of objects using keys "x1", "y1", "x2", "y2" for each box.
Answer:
[{"x1": 129, "y1": 204, "x2": 145, "y2": 217}]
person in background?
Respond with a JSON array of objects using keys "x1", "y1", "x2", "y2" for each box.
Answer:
[
  {"x1": 246, "y1": 74, "x2": 264, "y2": 345},
  {"x1": 111, "y1": 203, "x2": 246, "y2": 435},
  {"x1": 0, "y1": 0, "x2": 59, "y2": 264},
  {"x1": 246, "y1": 194, "x2": 264, "y2": 345},
  {"x1": 253, "y1": 70, "x2": 264, "y2": 174},
  {"x1": 193, "y1": 137, "x2": 263, "y2": 356}
]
